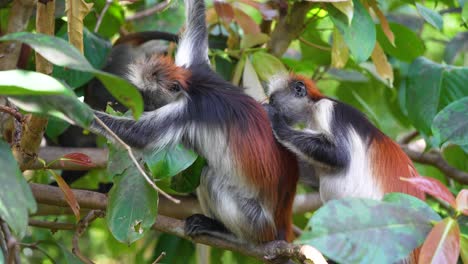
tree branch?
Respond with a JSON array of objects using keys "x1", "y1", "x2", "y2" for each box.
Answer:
[
  {"x1": 72, "y1": 210, "x2": 105, "y2": 264},
  {"x1": 28, "y1": 147, "x2": 108, "y2": 170},
  {"x1": 401, "y1": 145, "x2": 468, "y2": 184},
  {"x1": 28, "y1": 184, "x2": 326, "y2": 263}
]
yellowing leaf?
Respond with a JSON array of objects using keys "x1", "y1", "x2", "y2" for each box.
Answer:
[
  {"x1": 371, "y1": 42, "x2": 393, "y2": 86},
  {"x1": 232, "y1": 55, "x2": 246, "y2": 85},
  {"x1": 240, "y1": 33, "x2": 269, "y2": 49},
  {"x1": 65, "y1": 0, "x2": 93, "y2": 53},
  {"x1": 456, "y1": 189, "x2": 468, "y2": 215},
  {"x1": 331, "y1": 28, "x2": 349, "y2": 68},
  {"x1": 369, "y1": 0, "x2": 395, "y2": 46},
  {"x1": 243, "y1": 58, "x2": 266, "y2": 102},
  {"x1": 332, "y1": 0, "x2": 354, "y2": 25}
]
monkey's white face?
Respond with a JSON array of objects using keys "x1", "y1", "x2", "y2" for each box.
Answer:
[{"x1": 267, "y1": 74, "x2": 314, "y2": 126}]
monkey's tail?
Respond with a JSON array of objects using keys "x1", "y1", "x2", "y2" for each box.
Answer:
[{"x1": 175, "y1": 0, "x2": 209, "y2": 67}]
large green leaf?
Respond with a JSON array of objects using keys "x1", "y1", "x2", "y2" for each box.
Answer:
[
  {"x1": 53, "y1": 27, "x2": 112, "y2": 89},
  {"x1": 170, "y1": 156, "x2": 206, "y2": 193},
  {"x1": 377, "y1": 23, "x2": 425, "y2": 62},
  {"x1": 8, "y1": 94, "x2": 94, "y2": 128},
  {"x1": 432, "y1": 97, "x2": 468, "y2": 148},
  {"x1": 330, "y1": 0, "x2": 376, "y2": 63},
  {"x1": 0, "y1": 140, "x2": 37, "y2": 238},
  {"x1": 0, "y1": 70, "x2": 74, "y2": 96},
  {"x1": 250, "y1": 51, "x2": 287, "y2": 81},
  {"x1": 107, "y1": 164, "x2": 158, "y2": 244},
  {"x1": 0, "y1": 32, "x2": 143, "y2": 119},
  {"x1": 416, "y1": 3, "x2": 443, "y2": 30},
  {"x1": 406, "y1": 57, "x2": 468, "y2": 136},
  {"x1": 144, "y1": 144, "x2": 198, "y2": 179},
  {"x1": 298, "y1": 193, "x2": 440, "y2": 264}
]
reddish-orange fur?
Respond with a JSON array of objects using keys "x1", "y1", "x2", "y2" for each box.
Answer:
[
  {"x1": 230, "y1": 98, "x2": 298, "y2": 242},
  {"x1": 370, "y1": 136, "x2": 425, "y2": 200},
  {"x1": 150, "y1": 55, "x2": 191, "y2": 89}
]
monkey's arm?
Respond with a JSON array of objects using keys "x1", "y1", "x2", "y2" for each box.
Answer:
[
  {"x1": 269, "y1": 112, "x2": 349, "y2": 169},
  {"x1": 90, "y1": 107, "x2": 185, "y2": 150}
]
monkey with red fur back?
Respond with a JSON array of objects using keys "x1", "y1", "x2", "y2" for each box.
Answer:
[
  {"x1": 265, "y1": 74, "x2": 424, "y2": 262},
  {"x1": 89, "y1": 0, "x2": 298, "y2": 244}
]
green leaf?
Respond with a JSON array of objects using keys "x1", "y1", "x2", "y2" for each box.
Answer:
[
  {"x1": 462, "y1": 1, "x2": 468, "y2": 23},
  {"x1": 416, "y1": 3, "x2": 443, "y2": 30},
  {"x1": 250, "y1": 51, "x2": 287, "y2": 81},
  {"x1": 58, "y1": 243, "x2": 84, "y2": 264},
  {"x1": 0, "y1": 70, "x2": 74, "y2": 96},
  {"x1": 298, "y1": 193, "x2": 440, "y2": 264},
  {"x1": 0, "y1": 139, "x2": 37, "y2": 238},
  {"x1": 377, "y1": 23, "x2": 425, "y2": 62},
  {"x1": 170, "y1": 157, "x2": 206, "y2": 193},
  {"x1": 406, "y1": 57, "x2": 468, "y2": 136},
  {"x1": 432, "y1": 97, "x2": 468, "y2": 147},
  {"x1": 107, "y1": 144, "x2": 134, "y2": 177},
  {"x1": 144, "y1": 144, "x2": 198, "y2": 179},
  {"x1": 444, "y1": 32, "x2": 468, "y2": 64},
  {"x1": 0, "y1": 32, "x2": 143, "y2": 119},
  {"x1": 107, "y1": 164, "x2": 158, "y2": 244},
  {"x1": 45, "y1": 116, "x2": 71, "y2": 140},
  {"x1": 9, "y1": 94, "x2": 94, "y2": 128},
  {"x1": 330, "y1": 0, "x2": 376, "y2": 63},
  {"x1": 53, "y1": 27, "x2": 112, "y2": 89}
]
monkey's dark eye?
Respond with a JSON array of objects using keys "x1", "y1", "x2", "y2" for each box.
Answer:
[
  {"x1": 293, "y1": 81, "x2": 307, "y2": 97},
  {"x1": 169, "y1": 82, "x2": 182, "y2": 92}
]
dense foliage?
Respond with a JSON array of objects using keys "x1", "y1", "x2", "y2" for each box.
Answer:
[{"x1": 0, "y1": 0, "x2": 467, "y2": 263}]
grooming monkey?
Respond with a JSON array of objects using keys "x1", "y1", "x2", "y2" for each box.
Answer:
[{"x1": 90, "y1": 0, "x2": 299, "y2": 244}]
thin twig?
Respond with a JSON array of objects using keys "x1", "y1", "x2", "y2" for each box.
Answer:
[
  {"x1": 94, "y1": 116, "x2": 180, "y2": 204},
  {"x1": 298, "y1": 37, "x2": 331, "y2": 51},
  {"x1": 0, "y1": 105, "x2": 24, "y2": 123},
  {"x1": 72, "y1": 210, "x2": 105, "y2": 264},
  {"x1": 152, "y1": 251, "x2": 166, "y2": 264},
  {"x1": 398, "y1": 130, "x2": 419, "y2": 145},
  {"x1": 401, "y1": 145, "x2": 468, "y2": 184},
  {"x1": 94, "y1": 0, "x2": 112, "y2": 32},
  {"x1": 126, "y1": 0, "x2": 172, "y2": 21},
  {"x1": 1, "y1": 221, "x2": 19, "y2": 264},
  {"x1": 29, "y1": 219, "x2": 76, "y2": 231}
]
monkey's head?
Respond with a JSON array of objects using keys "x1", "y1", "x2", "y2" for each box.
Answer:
[
  {"x1": 268, "y1": 74, "x2": 324, "y2": 126},
  {"x1": 127, "y1": 55, "x2": 190, "y2": 111}
]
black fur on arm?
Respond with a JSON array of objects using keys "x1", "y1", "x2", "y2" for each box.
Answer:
[{"x1": 268, "y1": 109, "x2": 349, "y2": 170}]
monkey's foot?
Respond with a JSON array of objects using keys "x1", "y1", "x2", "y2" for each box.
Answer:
[{"x1": 184, "y1": 214, "x2": 230, "y2": 237}]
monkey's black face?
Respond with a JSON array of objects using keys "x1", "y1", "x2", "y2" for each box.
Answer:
[{"x1": 268, "y1": 76, "x2": 313, "y2": 126}]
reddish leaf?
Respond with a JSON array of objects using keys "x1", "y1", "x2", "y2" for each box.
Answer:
[
  {"x1": 48, "y1": 170, "x2": 80, "y2": 220},
  {"x1": 60, "y1": 152, "x2": 94, "y2": 167},
  {"x1": 419, "y1": 218, "x2": 460, "y2": 264},
  {"x1": 237, "y1": 0, "x2": 277, "y2": 20},
  {"x1": 401, "y1": 176, "x2": 456, "y2": 208},
  {"x1": 214, "y1": 1, "x2": 234, "y2": 25},
  {"x1": 233, "y1": 7, "x2": 260, "y2": 35},
  {"x1": 456, "y1": 189, "x2": 468, "y2": 215}
]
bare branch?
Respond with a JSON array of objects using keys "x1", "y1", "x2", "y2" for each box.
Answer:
[
  {"x1": 401, "y1": 145, "x2": 468, "y2": 184},
  {"x1": 398, "y1": 130, "x2": 419, "y2": 145},
  {"x1": 298, "y1": 37, "x2": 331, "y2": 51},
  {"x1": 27, "y1": 147, "x2": 108, "y2": 170},
  {"x1": 126, "y1": 0, "x2": 172, "y2": 21},
  {"x1": 72, "y1": 210, "x2": 105, "y2": 264},
  {"x1": 28, "y1": 219, "x2": 76, "y2": 231},
  {"x1": 93, "y1": 116, "x2": 180, "y2": 204},
  {"x1": 1, "y1": 220, "x2": 19, "y2": 264},
  {"x1": 0, "y1": 105, "x2": 24, "y2": 123}
]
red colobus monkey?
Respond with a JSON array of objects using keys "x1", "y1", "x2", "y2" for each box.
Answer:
[
  {"x1": 266, "y1": 75, "x2": 424, "y2": 201},
  {"x1": 90, "y1": 0, "x2": 298, "y2": 244},
  {"x1": 265, "y1": 74, "x2": 424, "y2": 261}
]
